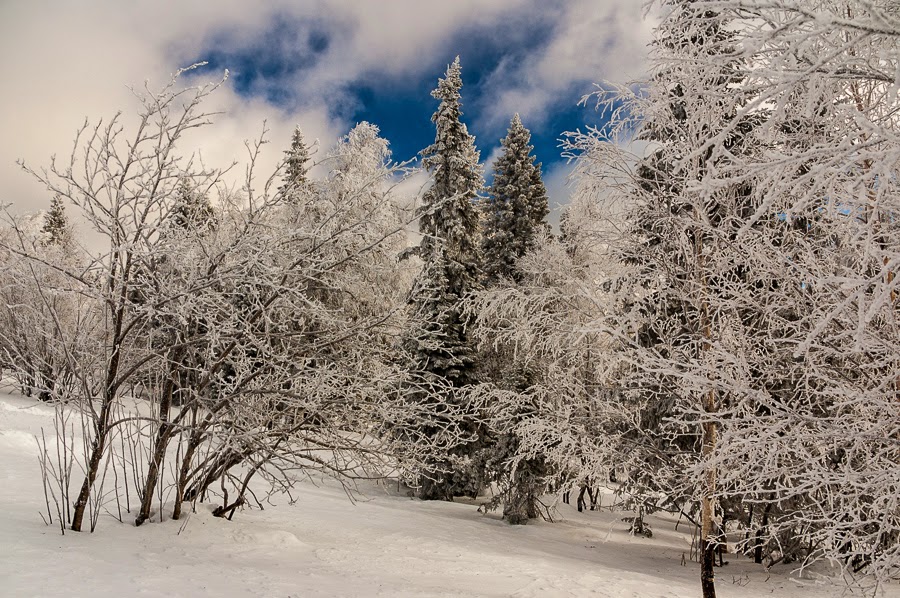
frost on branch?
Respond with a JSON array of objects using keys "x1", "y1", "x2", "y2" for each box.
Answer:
[
  {"x1": 401, "y1": 57, "x2": 485, "y2": 501},
  {"x1": 571, "y1": 0, "x2": 900, "y2": 592},
  {"x1": 1, "y1": 70, "x2": 470, "y2": 533}
]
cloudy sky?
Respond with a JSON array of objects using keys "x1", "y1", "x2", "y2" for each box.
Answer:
[{"x1": 0, "y1": 0, "x2": 656, "y2": 222}]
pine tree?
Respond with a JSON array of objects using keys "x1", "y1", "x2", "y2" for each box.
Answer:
[
  {"x1": 41, "y1": 195, "x2": 69, "y2": 247},
  {"x1": 170, "y1": 178, "x2": 216, "y2": 232},
  {"x1": 410, "y1": 56, "x2": 483, "y2": 385},
  {"x1": 280, "y1": 126, "x2": 312, "y2": 204},
  {"x1": 481, "y1": 114, "x2": 549, "y2": 283},
  {"x1": 405, "y1": 56, "x2": 484, "y2": 501},
  {"x1": 474, "y1": 114, "x2": 552, "y2": 523}
]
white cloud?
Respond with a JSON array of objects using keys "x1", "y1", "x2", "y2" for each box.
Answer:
[
  {"x1": 294, "y1": 0, "x2": 534, "y2": 82},
  {"x1": 481, "y1": 145, "x2": 504, "y2": 180},
  {"x1": 543, "y1": 160, "x2": 577, "y2": 232},
  {"x1": 0, "y1": 0, "x2": 653, "y2": 218},
  {"x1": 474, "y1": 0, "x2": 658, "y2": 132}
]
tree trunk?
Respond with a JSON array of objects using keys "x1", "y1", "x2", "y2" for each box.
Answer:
[
  {"x1": 171, "y1": 443, "x2": 195, "y2": 520},
  {"x1": 755, "y1": 503, "x2": 772, "y2": 564},
  {"x1": 700, "y1": 536, "x2": 718, "y2": 598},
  {"x1": 71, "y1": 285, "x2": 128, "y2": 532},
  {"x1": 699, "y1": 393, "x2": 718, "y2": 598},
  {"x1": 182, "y1": 449, "x2": 244, "y2": 503},
  {"x1": 744, "y1": 504, "x2": 754, "y2": 544},
  {"x1": 172, "y1": 410, "x2": 200, "y2": 520},
  {"x1": 37, "y1": 367, "x2": 52, "y2": 402},
  {"x1": 504, "y1": 458, "x2": 545, "y2": 524},
  {"x1": 135, "y1": 358, "x2": 180, "y2": 526},
  {"x1": 417, "y1": 470, "x2": 453, "y2": 502},
  {"x1": 696, "y1": 220, "x2": 718, "y2": 598},
  {"x1": 71, "y1": 394, "x2": 114, "y2": 532}
]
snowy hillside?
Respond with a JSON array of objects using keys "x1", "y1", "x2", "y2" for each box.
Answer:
[{"x1": 1, "y1": 391, "x2": 891, "y2": 598}]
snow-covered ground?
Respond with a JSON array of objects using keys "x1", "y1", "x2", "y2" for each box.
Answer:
[{"x1": 1, "y1": 391, "x2": 896, "y2": 598}]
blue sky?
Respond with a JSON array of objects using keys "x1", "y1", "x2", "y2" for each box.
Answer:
[
  {"x1": 194, "y1": 11, "x2": 604, "y2": 182},
  {"x1": 0, "y1": 0, "x2": 656, "y2": 218}
]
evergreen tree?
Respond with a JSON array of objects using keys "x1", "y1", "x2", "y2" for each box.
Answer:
[
  {"x1": 410, "y1": 56, "x2": 483, "y2": 385},
  {"x1": 170, "y1": 178, "x2": 216, "y2": 233},
  {"x1": 280, "y1": 126, "x2": 312, "y2": 204},
  {"x1": 41, "y1": 195, "x2": 69, "y2": 247},
  {"x1": 405, "y1": 56, "x2": 484, "y2": 501},
  {"x1": 475, "y1": 114, "x2": 552, "y2": 523},
  {"x1": 481, "y1": 114, "x2": 549, "y2": 283}
]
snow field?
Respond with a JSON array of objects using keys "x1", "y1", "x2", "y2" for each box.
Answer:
[{"x1": 1, "y1": 392, "x2": 895, "y2": 597}]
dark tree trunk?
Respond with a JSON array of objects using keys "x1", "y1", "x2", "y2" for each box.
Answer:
[
  {"x1": 701, "y1": 537, "x2": 717, "y2": 598},
  {"x1": 71, "y1": 392, "x2": 115, "y2": 532},
  {"x1": 745, "y1": 503, "x2": 754, "y2": 544},
  {"x1": 755, "y1": 503, "x2": 772, "y2": 564},
  {"x1": 503, "y1": 467, "x2": 540, "y2": 525},
  {"x1": 182, "y1": 449, "x2": 244, "y2": 504},
  {"x1": 37, "y1": 368, "x2": 53, "y2": 402},
  {"x1": 172, "y1": 411, "x2": 200, "y2": 520},
  {"x1": 71, "y1": 268, "x2": 130, "y2": 532},
  {"x1": 135, "y1": 357, "x2": 181, "y2": 526},
  {"x1": 574, "y1": 481, "x2": 598, "y2": 513},
  {"x1": 417, "y1": 472, "x2": 453, "y2": 502}
]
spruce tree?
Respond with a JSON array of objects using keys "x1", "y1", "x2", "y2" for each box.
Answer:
[
  {"x1": 41, "y1": 195, "x2": 69, "y2": 247},
  {"x1": 170, "y1": 178, "x2": 216, "y2": 232},
  {"x1": 481, "y1": 114, "x2": 549, "y2": 283},
  {"x1": 475, "y1": 114, "x2": 552, "y2": 523},
  {"x1": 405, "y1": 56, "x2": 484, "y2": 501},
  {"x1": 411, "y1": 56, "x2": 483, "y2": 386},
  {"x1": 280, "y1": 126, "x2": 312, "y2": 204}
]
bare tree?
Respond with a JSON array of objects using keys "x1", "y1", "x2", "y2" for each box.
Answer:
[{"x1": 5, "y1": 68, "x2": 470, "y2": 534}]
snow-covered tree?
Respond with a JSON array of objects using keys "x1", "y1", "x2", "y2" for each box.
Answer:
[
  {"x1": 279, "y1": 125, "x2": 313, "y2": 204},
  {"x1": 128, "y1": 120, "x2": 433, "y2": 527},
  {"x1": 0, "y1": 213, "x2": 91, "y2": 403},
  {"x1": 675, "y1": 1, "x2": 900, "y2": 589},
  {"x1": 600, "y1": 7, "x2": 763, "y2": 594},
  {"x1": 569, "y1": 1, "x2": 900, "y2": 593},
  {"x1": 0, "y1": 198, "x2": 84, "y2": 403},
  {"x1": 169, "y1": 177, "x2": 217, "y2": 233},
  {"x1": 481, "y1": 113, "x2": 549, "y2": 283},
  {"x1": 471, "y1": 113, "x2": 553, "y2": 523},
  {"x1": 6, "y1": 68, "x2": 469, "y2": 534},
  {"x1": 404, "y1": 56, "x2": 485, "y2": 501},
  {"x1": 416, "y1": 56, "x2": 483, "y2": 305},
  {"x1": 464, "y1": 183, "x2": 631, "y2": 524},
  {"x1": 40, "y1": 195, "x2": 70, "y2": 247}
]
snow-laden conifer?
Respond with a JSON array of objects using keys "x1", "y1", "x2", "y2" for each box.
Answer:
[
  {"x1": 280, "y1": 126, "x2": 312, "y2": 204},
  {"x1": 481, "y1": 113, "x2": 549, "y2": 283},
  {"x1": 404, "y1": 57, "x2": 484, "y2": 501},
  {"x1": 470, "y1": 114, "x2": 553, "y2": 523},
  {"x1": 169, "y1": 177, "x2": 217, "y2": 233},
  {"x1": 417, "y1": 57, "x2": 482, "y2": 278},
  {"x1": 408, "y1": 56, "x2": 483, "y2": 386},
  {"x1": 40, "y1": 195, "x2": 69, "y2": 247}
]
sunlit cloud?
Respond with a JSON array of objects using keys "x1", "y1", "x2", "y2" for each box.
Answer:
[{"x1": 0, "y1": 0, "x2": 655, "y2": 217}]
